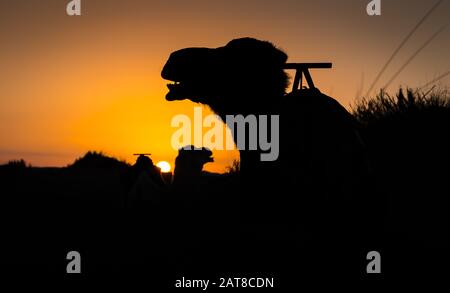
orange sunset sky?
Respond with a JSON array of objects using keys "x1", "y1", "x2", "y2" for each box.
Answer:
[{"x1": 1, "y1": 0, "x2": 449, "y2": 172}]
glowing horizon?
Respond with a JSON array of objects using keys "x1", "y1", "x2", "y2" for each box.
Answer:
[{"x1": 1, "y1": 0, "x2": 449, "y2": 172}]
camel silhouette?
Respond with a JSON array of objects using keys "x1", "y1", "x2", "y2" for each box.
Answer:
[
  {"x1": 162, "y1": 38, "x2": 376, "y2": 276},
  {"x1": 125, "y1": 154, "x2": 167, "y2": 208},
  {"x1": 126, "y1": 147, "x2": 214, "y2": 208},
  {"x1": 172, "y1": 146, "x2": 213, "y2": 191},
  {"x1": 162, "y1": 38, "x2": 370, "y2": 214}
]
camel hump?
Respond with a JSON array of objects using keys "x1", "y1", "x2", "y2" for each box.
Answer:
[
  {"x1": 280, "y1": 87, "x2": 370, "y2": 183},
  {"x1": 283, "y1": 88, "x2": 356, "y2": 129}
]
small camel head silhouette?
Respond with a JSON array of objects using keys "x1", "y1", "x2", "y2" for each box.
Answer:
[
  {"x1": 175, "y1": 146, "x2": 214, "y2": 174},
  {"x1": 161, "y1": 38, "x2": 289, "y2": 116},
  {"x1": 173, "y1": 146, "x2": 214, "y2": 187}
]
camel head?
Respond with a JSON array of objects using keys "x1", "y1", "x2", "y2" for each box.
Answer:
[
  {"x1": 173, "y1": 146, "x2": 214, "y2": 188},
  {"x1": 161, "y1": 38, "x2": 289, "y2": 116},
  {"x1": 174, "y1": 146, "x2": 214, "y2": 175}
]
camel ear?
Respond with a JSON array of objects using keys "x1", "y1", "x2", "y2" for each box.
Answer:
[{"x1": 224, "y1": 38, "x2": 287, "y2": 67}]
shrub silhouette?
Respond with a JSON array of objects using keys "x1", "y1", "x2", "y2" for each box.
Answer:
[
  {"x1": 352, "y1": 87, "x2": 450, "y2": 272},
  {"x1": 3, "y1": 159, "x2": 29, "y2": 169},
  {"x1": 68, "y1": 151, "x2": 129, "y2": 169}
]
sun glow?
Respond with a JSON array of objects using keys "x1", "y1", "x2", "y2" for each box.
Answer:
[{"x1": 156, "y1": 161, "x2": 171, "y2": 173}]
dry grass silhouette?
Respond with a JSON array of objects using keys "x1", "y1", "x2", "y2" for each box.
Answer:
[{"x1": 353, "y1": 87, "x2": 449, "y2": 125}]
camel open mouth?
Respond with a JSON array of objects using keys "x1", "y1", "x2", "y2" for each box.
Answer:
[
  {"x1": 166, "y1": 80, "x2": 198, "y2": 101},
  {"x1": 166, "y1": 81, "x2": 185, "y2": 101},
  {"x1": 165, "y1": 80, "x2": 203, "y2": 102}
]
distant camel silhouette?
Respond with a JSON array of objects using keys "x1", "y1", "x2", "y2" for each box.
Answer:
[
  {"x1": 126, "y1": 154, "x2": 167, "y2": 207},
  {"x1": 126, "y1": 148, "x2": 214, "y2": 207}
]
